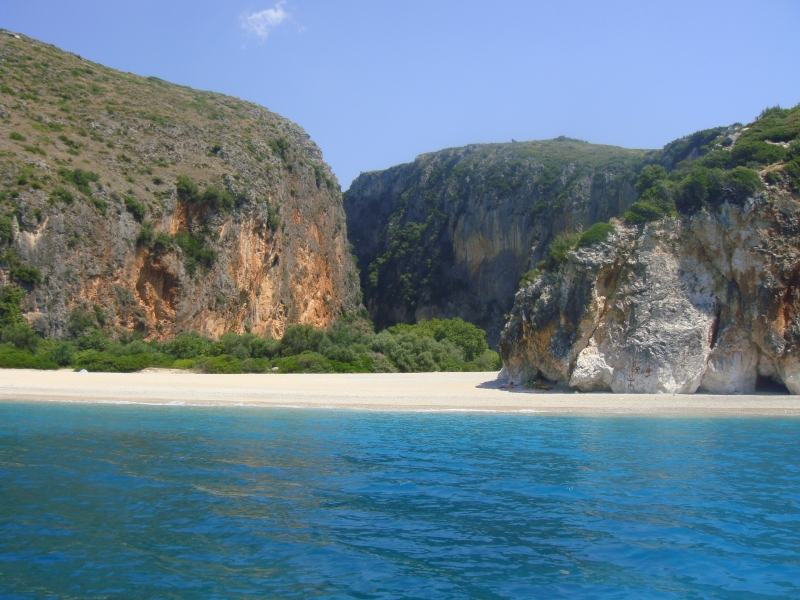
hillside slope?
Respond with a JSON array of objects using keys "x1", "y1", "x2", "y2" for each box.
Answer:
[
  {"x1": 0, "y1": 31, "x2": 359, "y2": 340},
  {"x1": 344, "y1": 139, "x2": 647, "y2": 346},
  {"x1": 500, "y1": 105, "x2": 800, "y2": 393}
]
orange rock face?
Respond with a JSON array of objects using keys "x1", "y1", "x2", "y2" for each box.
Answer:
[{"x1": 0, "y1": 33, "x2": 359, "y2": 341}]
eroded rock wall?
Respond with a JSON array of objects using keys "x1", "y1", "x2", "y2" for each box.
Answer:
[
  {"x1": 344, "y1": 141, "x2": 645, "y2": 346},
  {"x1": 500, "y1": 187, "x2": 800, "y2": 393},
  {"x1": 0, "y1": 33, "x2": 359, "y2": 341}
]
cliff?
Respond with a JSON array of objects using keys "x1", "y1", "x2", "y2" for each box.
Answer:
[
  {"x1": 500, "y1": 105, "x2": 800, "y2": 393},
  {"x1": 344, "y1": 139, "x2": 647, "y2": 347},
  {"x1": 0, "y1": 32, "x2": 359, "y2": 341}
]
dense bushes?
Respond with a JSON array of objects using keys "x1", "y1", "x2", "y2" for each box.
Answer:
[
  {"x1": 58, "y1": 168, "x2": 99, "y2": 196},
  {"x1": 176, "y1": 175, "x2": 235, "y2": 212},
  {"x1": 623, "y1": 104, "x2": 798, "y2": 223},
  {"x1": 173, "y1": 229, "x2": 216, "y2": 273},
  {"x1": 673, "y1": 166, "x2": 764, "y2": 214},
  {"x1": 577, "y1": 222, "x2": 615, "y2": 248},
  {"x1": 0, "y1": 288, "x2": 501, "y2": 374}
]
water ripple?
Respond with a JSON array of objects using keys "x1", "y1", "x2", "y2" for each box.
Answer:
[{"x1": 0, "y1": 404, "x2": 798, "y2": 598}]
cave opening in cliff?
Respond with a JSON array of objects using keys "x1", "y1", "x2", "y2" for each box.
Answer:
[{"x1": 755, "y1": 375, "x2": 791, "y2": 394}]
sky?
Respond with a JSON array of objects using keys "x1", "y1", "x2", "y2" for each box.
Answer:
[{"x1": 2, "y1": 1, "x2": 799, "y2": 188}]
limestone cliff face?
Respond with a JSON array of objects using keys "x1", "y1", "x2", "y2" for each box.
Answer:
[
  {"x1": 500, "y1": 185, "x2": 800, "y2": 393},
  {"x1": 0, "y1": 33, "x2": 359, "y2": 340},
  {"x1": 500, "y1": 103, "x2": 800, "y2": 393},
  {"x1": 344, "y1": 140, "x2": 645, "y2": 346}
]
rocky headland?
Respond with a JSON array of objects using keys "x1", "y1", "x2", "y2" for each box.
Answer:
[{"x1": 500, "y1": 107, "x2": 800, "y2": 393}]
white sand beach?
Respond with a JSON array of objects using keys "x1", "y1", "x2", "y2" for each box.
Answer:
[{"x1": 0, "y1": 369, "x2": 799, "y2": 415}]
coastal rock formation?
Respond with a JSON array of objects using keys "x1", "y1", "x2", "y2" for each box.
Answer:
[
  {"x1": 500, "y1": 187, "x2": 800, "y2": 394},
  {"x1": 0, "y1": 32, "x2": 359, "y2": 340},
  {"x1": 344, "y1": 139, "x2": 646, "y2": 346},
  {"x1": 500, "y1": 103, "x2": 800, "y2": 393}
]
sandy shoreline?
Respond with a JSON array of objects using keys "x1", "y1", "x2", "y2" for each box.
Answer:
[{"x1": 0, "y1": 369, "x2": 799, "y2": 415}]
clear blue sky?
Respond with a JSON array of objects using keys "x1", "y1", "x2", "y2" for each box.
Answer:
[{"x1": 2, "y1": 1, "x2": 799, "y2": 188}]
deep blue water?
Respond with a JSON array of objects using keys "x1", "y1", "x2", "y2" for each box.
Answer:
[{"x1": 0, "y1": 403, "x2": 799, "y2": 599}]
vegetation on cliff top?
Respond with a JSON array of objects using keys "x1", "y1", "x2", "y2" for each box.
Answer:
[
  {"x1": 624, "y1": 103, "x2": 799, "y2": 224},
  {"x1": 0, "y1": 287, "x2": 501, "y2": 373},
  {"x1": 517, "y1": 103, "x2": 800, "y2": 288}
]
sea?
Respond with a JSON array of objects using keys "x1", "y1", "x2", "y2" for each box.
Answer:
[{"x1": 0, "y1": 402, "x2": 798, "y2": 599}]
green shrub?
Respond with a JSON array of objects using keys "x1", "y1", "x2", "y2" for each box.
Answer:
[
  {"x1": 268, "y1": 137, "x2": 290, "y2": 160},
  {"x1": 635, "y1": 164, "x2": 667, "y2": 194},
  {"x1": 251, "y1": 336, "x2": 280, "y2": 359},
  {"x1": 460, "y1": 349, "x2": 502, "y2": 372},
  {"x1": 10, "y1": 264, "x2": 42, "y2": 285},
  {"x1": 67, "y1": 306, "x2": 101, "y2": 338},
  {"x1": 730, "y1": 140, "x2": 788, "y2": 167},
  {"x1": 785, "y1": 159, "x2": 800, "y2": 192},
  {"x1": 625, "y1": 201, "x2": 663, "y2": 224},
  {"x1": 136, "y1": 221, "x2": 154, "y2": 247},
  {"x1": 201, "y1": 186, "x2": 234, "y2": 212},
  {"x1": 74, "y1": 330, "x2": 111, "y2": 351},
  {"x1": 627, "y1": 180, "x2": 677, "y2": 224},
  {"x1": 59, "y1": 168, "x2": 99, "y2": 196},
  {"x1": 242, "y1": 358, "x2": 271, "y2": 373},
  {"x1": 9, "y1": 132, "x2": 25, "y2": 141},
  {"x1": 371, "y1": 331, "x2": 463, "y2": 372},
  {"x1": 0, "y1": 217, "x2": 12, "y2": 245},
  {"x1": 195, "y1": 354, "x2": 243, "y2": 374},
  {"x1": 43, "y1": 339, "x2": 76, "y2": 366},
  {"x1": 1, "y1": 322, "x2": 40, "y2": 353},
  {"x1": 0, "y1": 287, "x2": 24, "y2": 328},
  {"x1": 24, "y1": 145, "x2": 46, "y2": 156},
  {"x1": 49, "y1": 187, "x2": 74, "y2": 205},
  {"x1": 0, "y1": 344, "x2": 57, "y2": 370},
  {"x1": 172, "y1": 358, "x2": 198, "y2": 370},
  {"x1": 173, "y1": 229, "x2": 216, "y2": 272},
  {"x1": 674, "y1": 166, "x2": 764, "y2": 214},
  {"x1": 390, "y1": 317, "x2": 488, "y2": 362},
  {"x1": 266, "y1": 203, "x2": 280, "y2": 231},
  {"x1": 519, "y1": 269, "x2": 541, "y2": 288},
  {"x1": 73, "y1": 350, "x2": 159, "y2": 372},
  {"x1": 165, "y1": 331, "x2": 211, "y2": 359},
  {"x1": 279, "y1": 324, "x2": 325, "y2": 356},
  {"x1": 216, "y1": 332, "x2": 253, "y2": 360},
  {"x1": 274, "y1": 351, "x2": 335, "y2": 373},
  {"x1": 577, "y1": 222, "x2": 615, "y2": 248},
  {"x1": 369, "y1": 352, "x2": 398, "y2": 373},
  {"x1": 724, "y1": 167, "x2": 765, "y2": 203},
  {"x1": 548, "y1": 232, "x2": 579, "y2": 266},
  {"x1": 123, "y1": 194, "x2": 146, "y2": 222},
  {"x1": 91, "y1": 197, "x2": 108, "y2": 215},
  {"x1": 176, "y1": 174, "x2": 198, "y2": 201},
  {"x1": 747, "y1": 105, "x2": 800, "y2": 143},
  {"x1": 674, "y1": 167, "x2": 723, "y2": 214},
  {"x1": 152, "y1": 232, "x2": 174, "y2": 254}
]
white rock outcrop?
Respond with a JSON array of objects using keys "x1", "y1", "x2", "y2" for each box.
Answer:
[{"x1": 500, "y1": 188, "x2": 800, "y2": 394}]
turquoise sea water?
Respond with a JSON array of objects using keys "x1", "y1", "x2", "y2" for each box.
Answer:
[{"x1": 0, "y1": 403, "x2": 798, "y2": 599}]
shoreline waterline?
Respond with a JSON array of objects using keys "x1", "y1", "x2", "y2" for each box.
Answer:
[{"x1": 1, "y1": 369, "x2": 799, "y2": 415}]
